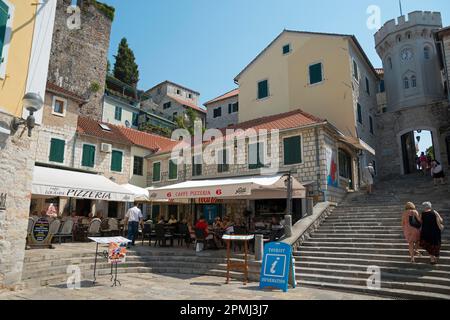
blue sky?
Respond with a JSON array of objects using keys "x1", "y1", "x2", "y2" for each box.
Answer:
[{"x1": 101, "y1": 0, "x2": 450, "y2": 105}]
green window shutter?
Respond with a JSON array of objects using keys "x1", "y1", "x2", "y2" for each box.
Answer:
[
  {"x1": 249, "y1": 143, "x2": 264, "y2": 169},
  {"x1": 258, "y1": 80, "x2": 268, "y2": 99},
  {"x1": 0, "y1": 0, "x2": 9, "y2": 63},
  {"x1": 169, "y1": 160, "x2": 178, "y2": 180},
  {"x1": 82, "y1": 145, "x2": 95, "y2": 168},
  {"x1": 111, "y1": 150, "x2": 123, "y2": 172},
  {"x1": 284, "y1": 136, "x2": 302, "y2": 165},
  {"x1": 49, "y1": 138, "x2": 65, "y2": 163},
  {"x1": 114, "y1": 107, "x2": 122, "y2": 121},
  {"x1": 153, "y1": 162, "x2": 161, "y2": 182},
  {"x1": 309, "y1": 63, "x2": 323, "y2": 85},
  {"x1": 132, "y1": 113, "x2": 139, "y2": 127}
]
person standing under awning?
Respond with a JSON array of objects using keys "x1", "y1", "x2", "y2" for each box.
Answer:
[{"x1": 124, "y1": 203, "x2": 144, "y2": 247}]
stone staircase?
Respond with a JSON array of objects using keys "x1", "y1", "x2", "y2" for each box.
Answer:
[
  {"x1": 21, "y1": 246, "x2": 261, "y2": 288},
  {"x1": 294, "y1": 174, "x2": 450, "y2": 299}
]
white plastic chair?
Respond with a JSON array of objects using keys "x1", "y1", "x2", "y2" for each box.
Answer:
[
  {"x1": 54, "y1": 220, "x2": 74, "y2": 244},
  {"x1": 88, "y1": 219, "x2": 102, "y2": 237}
]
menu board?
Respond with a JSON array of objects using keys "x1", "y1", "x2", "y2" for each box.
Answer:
[{"x1": 32, "y1": 218, "x2": 50, "y2": 242}]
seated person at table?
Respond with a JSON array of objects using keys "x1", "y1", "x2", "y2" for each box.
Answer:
[
  {"x1": 195, "y1": 216, "x2": 214, "y2": 241},
  {"x1": 213, "y1": 217, "x2": 224, "y2": 230},
  {"x1": 168, "y1": 215, "x2": 178, "y2": 225},
  {"x1": 157, "y1": 215, "x2": 166, "y2": 224},
  {"x1": 254, "y1": 218, "x2": 266, "y2": 230},
  {"x1": 222, "y1": 216, "x2": 235, "y2": 235},
  {"x1": 270, "y1": 216, "x2": 284, "y2": 231}
]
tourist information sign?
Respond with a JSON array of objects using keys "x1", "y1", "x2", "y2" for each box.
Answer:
[{"x1": 260, "y1": 242, "x2": 296, "y2": 292}]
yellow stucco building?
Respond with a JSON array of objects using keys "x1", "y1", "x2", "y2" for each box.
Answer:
[{"x1": 234, "y1": 30, "x2": 379, "y2": 161}]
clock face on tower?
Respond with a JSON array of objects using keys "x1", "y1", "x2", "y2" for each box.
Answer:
[{"x1": 401, "y1": 48, "x2": 414, "y2": 61}]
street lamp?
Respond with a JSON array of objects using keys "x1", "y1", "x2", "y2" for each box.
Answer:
[{"x1": 10, "y1": 92, "x2": 44, "y2": 137}]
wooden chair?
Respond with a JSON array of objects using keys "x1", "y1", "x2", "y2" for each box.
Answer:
[{"x1": 154, "y1": 224, "x2": 173, "y2": 247}]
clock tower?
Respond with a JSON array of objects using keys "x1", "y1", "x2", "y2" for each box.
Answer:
[
  {"x1": 375, "y1": 11, "x2": 444, "y2": 111},
  {"x1": 373, "y1": 11, "x2": 449, "y2": 178}
]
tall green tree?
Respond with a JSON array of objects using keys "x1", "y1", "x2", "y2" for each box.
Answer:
[{"x1": 113, "y1": 38, "x2": 139, "y2": 87}]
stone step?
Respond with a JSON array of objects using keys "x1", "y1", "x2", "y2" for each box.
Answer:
[
  {"x1": 310, "y1": 233, "x2": 405, "y2": 239},
  {"x1": 307, "y1": 236, "x2": 449, "y2": 244},
  {"x1": 296, "y1": 273, "x2": 450, "y2": 296},
  {"x1": 296, "y1": 280, "x2": 450, "y2": 300},
  {"x1": 314, "y1": 229, "x2": 405, "y2": 235},
  {"x1": 301, "y1": 241, "x2": 450, "y2": 250},
  {"x1": 297, "y1": 246, "x2": 450, "y2": 256},
  {"x1": 295, "y1": 261, "x2": 450, "y2": 279},
  {"x1": 294, "y1": 251, "x2": 450, "y2": 263},
  {"x1": 295, "y1": 267, "x2": 450, "y2": 287},
  {"x1": 296, "y1": 255, "x2": 450, "y2": 271}
]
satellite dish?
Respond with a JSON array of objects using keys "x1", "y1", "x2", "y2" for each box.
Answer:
[{"x1": 125, "y1": 120, "x2": 131, "y2": 128}]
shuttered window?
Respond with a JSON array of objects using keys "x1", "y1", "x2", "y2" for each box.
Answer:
[
  {"x1": 284, "y1": 136, "x2": 302, "y2": 165},
  {"x1": 153, "y1": 162, "x2": 161, "y2": 182},
  {"x1": 248, "y1": 143, "x2": 265, "y2": 170},
  {"x1": 133, "y1": 156, "x2": 144, "y2": 176},
  {"x1": 309, "y1": 63, "x2": 323, "y2": 85},
  {"x1": 169, "y1": 159, "x2": 178, "y2": 180},
  {"x1": 217, "y1": 149, "x2": 229, "y2": 173},
  {"x1": 257, "y1": 80, "x2": 269, "y2": 99},
  {"x1": 49, "y1": 138, "x2": 65, "y2": 163},
  {"x1": 132, "y1": 113, "x2": 139, "y2": 127},
  {"x1": 111, "y1": 150, "x2": 123, "y2": 172},
  {"x1": 0, "y1": 0, "x2": 9, "y2": 64},
  {"x1": 114, "y1": 106, "x2": 122, "y2": 121},
  {"x1": 81, "y1": 144, "x2": 95, "y2": 168}
]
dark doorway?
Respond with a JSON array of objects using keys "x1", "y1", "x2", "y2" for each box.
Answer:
[
  {"x1": 76, "y1": 199, "x2": 91, "y2": 217},
  {"x1": 338, "y1": 149, "x2": 353, "y2": 189},
  {"x1": 108, "y1": 202, "x2": 118, "y2": 218},
  {"x1": 401, "y1": 132, "x2": 416, "y2": 174},
  {"x1": 446, "y1": 136, "x2": 450, "y2": 166}
]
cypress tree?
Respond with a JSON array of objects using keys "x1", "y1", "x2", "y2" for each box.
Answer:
[{"x1": 113, "y1": 38, "x2": 139, "y2": 87}]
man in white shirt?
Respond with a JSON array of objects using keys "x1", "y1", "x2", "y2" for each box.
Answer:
[{"x1": 124, "y1": 204, "x2": 143, "y2": 247}]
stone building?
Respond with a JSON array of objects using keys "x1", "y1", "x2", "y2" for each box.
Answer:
[
  {"x1": 204, "y1": 88, "x2": 239, "y2": 129},
  {"x1": 374, "y1": 11, "x2": 450, "y2": 178},
  {"x1": 146, "y1": 109, "x2": 362, "y2": 223},
  {"x1": 0, "y1": 0, "x2": 56, "y2": 289},
  {"x1": 143, "y1": 80, "x2": 206, "y2": 126},
  {"x1": 47, "y1": 0, "x2": 113, "y2": 120}
]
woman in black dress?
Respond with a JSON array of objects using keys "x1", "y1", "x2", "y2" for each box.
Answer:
[{"x1": 420, "y1": 202, "x2": 444, "y2": 264}]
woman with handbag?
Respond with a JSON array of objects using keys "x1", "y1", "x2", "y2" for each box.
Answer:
[
  {"x1": 401, "y1": 202, "x2": 422, "y2": 263},
  {"x1": 420, "y1": 202, "x2": 444, "y2": 265}
]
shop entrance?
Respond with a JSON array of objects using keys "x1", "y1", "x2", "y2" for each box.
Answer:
[
  {"x1": 108, "y1": 202, "x2": 118, "y2": 218},
  {"x1": 76, "y1": 199, "x2": 92, "y2": 217},
  {"x1": 401, "y1": 130, "x2": 435, "y2": 175}
]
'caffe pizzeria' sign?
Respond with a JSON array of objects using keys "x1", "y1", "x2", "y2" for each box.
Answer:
[{"x1": 150, "y1": 185, "x2": 253, "y2": 200}]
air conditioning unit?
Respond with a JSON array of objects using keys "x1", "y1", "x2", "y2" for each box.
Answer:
[{"x1": 101, "y1": 143, "x2": 112, "y2": 153}]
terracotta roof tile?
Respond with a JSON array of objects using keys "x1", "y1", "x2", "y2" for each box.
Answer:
[
  {"x1": 46, "y1": 82, "x2": 86, "y2": 103},
  {"x1": 77, "y1": 117, "x2": 132, "y2": 145},
  {"x1": 167, "y1": 94, "x2": 206, "y2": 114},
  {"x1": 223, "y1": 109, "x2": 324, "y2": 133},
  {"x1": 117, "y1": 125, "x2": 181, "y2": 153},
  {"x1": 204, "y1": 88, "x2": 239, "y2": 106}
]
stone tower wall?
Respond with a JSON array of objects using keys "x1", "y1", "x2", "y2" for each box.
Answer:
[{"x1": 47, "y1": 0, "x2": 112, "y2": 120}]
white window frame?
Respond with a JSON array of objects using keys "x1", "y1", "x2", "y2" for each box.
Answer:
[
  {"x1": 110, "y1": 148, "x2": 124, "y2": 173},
  {"x1": 256, "y1": 79, "x2": 270, "y2": 101},
  {"x1": 80, "y1": 143, "x2": 96, "y2": 169},
  {"x1": 48, "y1": 136, "x2": 67, "y2": 165},
  {"x1": 168, "y1": 158, "x2": 178, "y2": 181},
  {"x1": 152, "y1": 161, "x2": 162, "y2": 182},
  {"x1": 0, "y1": 0, "x2": 14, "y2": 79},
  {"x1": 308, "y1": 61, "x2": 324, "y2": 86},
  {"x1": 282, "y1": 134, "x2": 304, "y2": 166},
  {"x1": 51, "y1": 96, "x2": 67, "y2": 117}
]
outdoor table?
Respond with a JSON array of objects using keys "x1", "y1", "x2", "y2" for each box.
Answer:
[
  {"x1": 222, "y1": 234, "x2": 254, "y2": 285},
  {"x1": 88, "y1": 237, "x2": 132, "y2": 286}
]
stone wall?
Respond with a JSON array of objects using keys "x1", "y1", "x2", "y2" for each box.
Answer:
[
  {"x1": 376, "y1": 101, "x2": 450, "y2": 179},
  {"x1": 47, "y1": 0, "x2": 112, "y2": 120},
  {"x1": 0, "y1": 111, "x2": 38, "y2": 289},
  {"x1": 147, "y1": 125, "x2": 358, "y2": 204},
  {"x1": 205, "y1": 96, "x2": 239, "y2": 129}
]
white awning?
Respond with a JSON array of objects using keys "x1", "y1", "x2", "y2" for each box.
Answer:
[
  {"x1": 121, "y1": 184, "x2": 149, "y2": 201},
  {"x1": 148, "y1": 174, "x2": 306, "y2": 200},
  {"x1": 32, "y1": 166, "x2": 135, "y2": 202}
]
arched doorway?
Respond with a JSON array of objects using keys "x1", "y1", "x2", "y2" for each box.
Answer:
[{"x1": 400, "y1": 129, "x2": 436, "y2": 175}]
